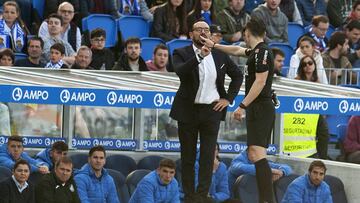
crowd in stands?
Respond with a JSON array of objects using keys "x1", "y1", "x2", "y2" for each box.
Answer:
[{"x1": 0, "y1": 136, "x2": 344, "y2": 203}]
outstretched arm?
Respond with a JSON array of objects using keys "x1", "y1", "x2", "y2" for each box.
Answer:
[{"x1": 200, "y1": 36, "x2": 248, "y2": 56}]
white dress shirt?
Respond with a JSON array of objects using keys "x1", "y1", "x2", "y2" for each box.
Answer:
[{"x1": 193, "y1": 44, "x2": 220, "y2": 104}]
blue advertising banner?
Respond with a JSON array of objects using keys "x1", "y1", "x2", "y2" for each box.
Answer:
[
  {"x1": 0, "y1": 84, "x2": 359, "y2": 115},
  {"x1": 71, "y1": 138, "x2": 137, "y2": 150},
  {"x1": 0, "y1": 136, "x2": 65, "y2": 148}
]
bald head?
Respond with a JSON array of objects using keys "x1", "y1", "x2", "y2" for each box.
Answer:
[{"x1": 57, "y1": 2, "x2": 75, "y2": 25}]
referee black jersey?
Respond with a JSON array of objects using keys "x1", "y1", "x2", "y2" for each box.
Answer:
[{"x1": 244, "y1": 42, "x2": 274, "y2": 101}]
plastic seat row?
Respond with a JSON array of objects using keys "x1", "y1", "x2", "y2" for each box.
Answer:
[{"x1": 233, "y1": 174, "x2": 347, "y2": 203}]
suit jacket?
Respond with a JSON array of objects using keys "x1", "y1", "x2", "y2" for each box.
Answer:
[{"x1": 170, "y1": 45, "x2": 243, "y2": 123}]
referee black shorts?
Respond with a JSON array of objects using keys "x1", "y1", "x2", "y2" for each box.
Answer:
[{"x1": 246, "y1": 100, "x2": 275, "y2": 148}]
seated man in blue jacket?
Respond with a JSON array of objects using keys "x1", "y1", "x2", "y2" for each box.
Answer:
[
  {"x1": 282, "y1": 160, "x2": 332, "y2": 203},
  {"x1": 228, "y1": 149, "x2": 292, "y2": 191},
  {"x1": 0, "y1": 135, "x2": 49, "y2": 174},
  {"x1": 74, "y1": 145, "x2": 120, "y2": 203},
  {"x1": 129, "y1": 158, "x2": 180, "y2": 203},
  {"x1": 35, "y1": 141, "x2": 68, "y2": 171}
]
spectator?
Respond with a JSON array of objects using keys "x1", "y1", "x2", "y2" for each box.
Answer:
[
  {"x1": 113, "y1": 37, "x2": 148, "y2": 71},
  {"x1": 0, "y1": 48, "x2": 14, "y2": 66},
  {"x1": 39, "y1": 2, "x2": 81, "y2": 51},
  {"x1": 327, "y1": 0, "x2": 353, "y2": 28},
  {"x1": 74, "y1": 145, "x2": 119, "y2": 203},
  {"x1": 294, "y1": 55, "x2": 319, "y2": 82},
  {"x1": 343, "y1": 116, "x2": 360, "y2": 164},
  {"x1": 146, "y1": 43, "x2": 169, "y2": 71},
  {"x1": 71, "y1": 46, "x2": 93, "y2": 69},
  {"x1": 288, "y1": 36, "x2": 328, "y2": 84},
  {"x1": 187, "y1": 0, "x2": 217, "y2": 31},
  {"x1": 115, "y1": 0, "x2": 153, "y2": 21},
  {"x1": 217, "y1": 0, "x2": 250, "y2": 43},
  {"x1": 279, "y1": 0, "x2": 303, "y2": 25},
  {"x1": 41, "y1": 13, "x2": 75, "y2": 65},
  {"x1": 271, "y1": 47, "x2": 285, "y2": 77},
  {"x1": 89, "y1": 28, "x2": 114, "y2": 70},
  {"x1": 151, "y1": 0, "x2": 188, "y2": 42},
  {"x1": 345, "y1": 20, "x2": 360, "y2": 67},
  {"x1": 44, "y1": 0, "x2": 80, "y2": 19},
  {"x1": 244, "y1": 0, "x2": 263, "y2": 14},
  {"x1": 14, "y1": 37, "x2": 45, "y2": 67},
  {"x1": 296, "y1": 0, "x2": 327, "y2": 27},
  {"x1": 129, "y1": 158, "x2": 180, "y2": 203},
  {"x1": 78, "y1": 0, "x2": 120, "y2": 18},
  {"x1": 282, "y1": 160, "x2": 332, "y2": 203},
  {"x1": 300, "y1": 15, "x2": 329, "y2": 53},
  {"x1": 195, "y1": 143, "x2": 230, "y2": 202},
  {"x1": 35, "y1": 141, "x2": 68, "y2": 171},
  {"x1": 209, "y1": 24, "x2": 224, "y2": 44},
  {"x1": 0, "y1": 1, "x2": 28, "y2": 52},
  {"x1": 0, "y1": 135, "x2": 49, "y2": 174},
  {"x1": 0, "y1": 159, "x2": 35, "y2": 203},
  {"x1": 228, "y1": 149, "x2": 292, "y2": 192},
  {"x1": 251, "y1": 0, "x2": 288, "y2": 43},
  {"x1": 44, "y1": 43, "x2": 69, "y2": 69},
  {"x1": 322, "y1": 31, "x2": 355, "y2": 85},
  {"x1": 36, "y1": 157, "x2": 80, "y2": 203},
  {"x1": 213, "y1": 0, "x2": 228, "y2": 14},
  {"x1": 344, "y1": 0, "x2": 360, "y2": 25}
]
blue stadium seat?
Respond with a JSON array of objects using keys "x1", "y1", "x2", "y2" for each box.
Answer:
[
  {"x1": 140, "y1": 37, "x2": 164, "y2": 61},
  {"x1": 269, "y1": 43, "x2": 294, "y2": 66},
  {"x1": 337, "y1": 124, "x2": 348, "y2": 142},
  {"x1": 69, "y1": 153, "x2": 88, "y2": 169},
  {"x1": 105, "y1": 154, "x2": 137, "y2": 177},
  {"x1": 166, "y1": 39, "x2": 192, "y2": 55},
  {"x1": 82, "y1": 14, "x2": 117, "y2": 47},
  {"x1": 32, "y1": 0, "x2": 45, "y2": 19},
  {"x1": 281, "y1": 66, "x2": 290, "y2": 76},
  {"x1": 287, "y1": 23, "x2": 305, "y2": 49},
  {"x1": 0, "y1": 166, "x2": 12, "y2": 182},
  {"x1": 125, "y1": 169, "x2": 151, "y2": 196},
  {"x1": 326, "y1": 115, "x2": 350, "y2": 142},
  {"x1": 232, "y1": 174, "x2": 258, "y2": 203},
  {"x1": 107, "y1": 169, "x2": 130, "y2": 203},
  {"x1": 326, "y1": 24, "x2": 336, "y2": 39},
  {"x1": 137, "y1": 155, "x2": 164, "y2": 171},
  {"x1": 15, "y1": 53, "x2": 28, "y2": 61},
  {"x1": 324, "y1": 175, "x2": 348, "y2": 203},
  {"x1": 118, "y1": 16, "x2": 150, "y2": 41},
  {"x1": 274, "y1": 174, "x2": 300, "y2": 203}
]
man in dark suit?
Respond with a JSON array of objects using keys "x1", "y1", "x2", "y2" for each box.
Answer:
[{"x1": 170, "y1": 20, "x2": 243, "y2": 203}]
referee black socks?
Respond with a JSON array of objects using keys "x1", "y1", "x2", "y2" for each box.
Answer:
[{"x1": 254, "y1": 158, "x2": 275, "y2": 203}]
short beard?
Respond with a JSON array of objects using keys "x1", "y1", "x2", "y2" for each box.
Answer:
[{"x1": 128, "y1": 56, "x2": 139, "y2": 62}]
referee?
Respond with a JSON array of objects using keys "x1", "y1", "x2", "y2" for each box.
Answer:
[{"x1": 202, "y1": 18, "x2": 275, "y2": 203}]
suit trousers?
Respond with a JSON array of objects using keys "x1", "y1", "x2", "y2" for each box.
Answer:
[{"x1": 178, "y1": 103, "x2": 222, "y2": 202}]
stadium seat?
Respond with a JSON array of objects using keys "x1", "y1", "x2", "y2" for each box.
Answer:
[
  {"x1": 140, "y1": 37, "x2": 164, "y2": 61},
  {"x1": 117, "y1": 16, "x2": 150, "y2": 41},
  {"x1": 268, "y1": 43, "x2": 294, "y2": 66},
  {"x1": 232, "y1": 175, "x2": 259, "y2": 203},
  {"x1": 82, "y1": 14, "x2": 117, "y2": 47},
  {"x1": 326, "y1": 115, "x2": 351, "y2": 142},
  {"x1": 125, "y1": 169, "x2": 151, "y2": 196},
  {"x1": 336, "y1": 124, "x2": 348, "y2": 161},
  {"x1": 69, "y1": 153, "x2": 88, "y2": 169},
  {"x1": 107, "y1": 169, "x2": 130, "y2": 203},
  {"x1": 166, "y1": 39, "x2": 192, "y2": 55},
  {"x1": 274, "y1": 174, "x2": 300, "y2": 203},
  {"x1": 0, "y1": 166, "x2": 12, "y2": 182},
  {"x1": 32, "y1": 0, "x2": 45, "y2": 19},
  {"x1": 14, "y1": 53, "x2": 28, "y2": 61},
  {"x1": 287, "y1": 23, "x2": 305, "y2": 49},
  {"x1": 220, "y1": 157, "x2": 233, "y2": 169},
  {"x1": 137, "y1": 155, "x2": 164, "y2": 171},
  {"x1": 324, "y1": 175, "x2": 348, "y2": 203},
  {"x1": 105, "y1": 154, "x2": 137, "y2": 177}
]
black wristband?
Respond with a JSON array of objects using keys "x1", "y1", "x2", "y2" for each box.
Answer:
[
  {"x1": 240, "y1": 102, "x2": 247, "y2": 109},
  {"x1": 212, "y1": 43, "x2": 216, "y2": 49},
  {"x1": 245, "y1": 48, "x2": 251, "y2": 56}
]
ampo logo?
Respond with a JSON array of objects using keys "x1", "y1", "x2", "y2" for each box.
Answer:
[
  {"x1": 12, "y1": 87, "x2": 23, "y2": 101},
  {"x1": 153, "y1": 93, "x2": 164, "y2": 107},
  {"x1": 339, "y1": 100, "x2": 349, "y2": 113},
  {"x1": 234, "y1": 144, "x2": 240, "y2": 152},
  {"x1": 143, "y1": 141, "x2": 148, "y2": 149},
  {"x1": 115, "y1": 140, "x2": 122, "y2": 148},
  {"x1": 72, "y1": 139, "x2": 77, "y2": 147},
  {"x1": 165, "y1": 141, "x2": 170, "y2": 149},
  {"x1": 107, "y1": 91, "x2": 117, "y2": 105},
  {"x1": 93, "y1": 139, "x2": 99, "y2": 146},
  {"x1": 22, "y1": 137, "x2": 28, "y2": 145},
  {"x1": 0, "y1": 136, "x2": 5, "y2": 144},
  {"x1": 45, "y1": 138, "x2": 51, "y2": 146},
  {"x1": 294, "y1": 98, "x2": 304, "y2": 112},
  {"x1": 60, "y1": 90, "x2": 70, "y2": 103}
]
